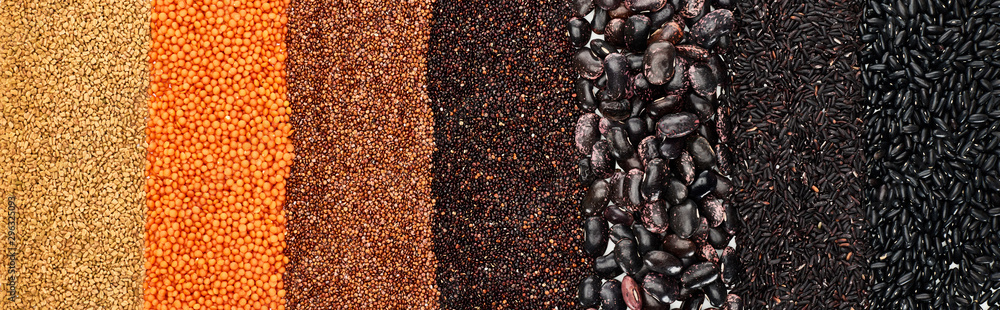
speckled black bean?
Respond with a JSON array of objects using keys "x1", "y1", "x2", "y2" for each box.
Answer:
[
  {"x1": 578, "y1": 275, "x2": 602, "y2": 307},
  {"x1": 601, "y1": 279, "x2": 627, "y2": 310}
]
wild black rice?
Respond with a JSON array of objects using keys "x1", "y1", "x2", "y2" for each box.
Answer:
[{"x1": 724, "y1": 0, "x2": 872, "y2": 308}]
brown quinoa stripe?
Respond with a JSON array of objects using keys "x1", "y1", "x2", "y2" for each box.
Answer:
[
  {"x1": 724, "y1": 0, "x2": 872, "y2": 308},
  {"x1": 427, "y1": 0, "x2": 588, "y2": 308},
  {"x1": 0, "y1": 0, "x2": 149, "y2": 308},
  {"x1": 282, "y1": 0, "x2": 439, "y2": 308}
]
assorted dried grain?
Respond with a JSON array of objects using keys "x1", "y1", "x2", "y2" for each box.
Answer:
[
  {"x1": 143, "y1": 0, "x2": 292, "y2": 308},
  {"x1": 860, "y1": 0, "x2": 1000, "y2": 308},
  {"x1": 282, "y1": 0, "x2": 439, "y2": 308},
  {"x1": 427, "y1": 0, "x2": 587, "y2": 307},
  {"x1": 0, "y1": 0, "x2": 149, "y2": 308},
  {"x1": 725, "y1": 0, "x2": 872, "y2": 308}
]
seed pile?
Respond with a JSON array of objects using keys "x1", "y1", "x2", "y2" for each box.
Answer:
[
  {"x1": 144, "y1": 0, "x2": 291, "y2": 308},
  {"x1": 282, "y1": 0, "x2": 439, "y2": 308},
  {"x1": 0, "y1": 0, "x2": 149, "y2": 308},
  {"x1": 568, "y1": 0, "x2": 743, "y2": 308},
  {"x1": 860, "y1": 0, "x2": 1000, "y2": 308},
  {"x1": 725, "y1": 0, "x2": 872, "y2": 308},
  {"x1": 427, "y1": 0, "x2": 587, "y2": 307}
]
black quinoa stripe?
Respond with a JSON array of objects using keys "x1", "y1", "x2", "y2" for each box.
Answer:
[
  {"x1": 724, "y1": 0, "x2": 873, "y2": 308},
  {"x1": 860, "y1": 0, "x2": 1000, "y2": 308},
  {"x1": 427, "y1": 0, "x2": 588, "y2": 308}
]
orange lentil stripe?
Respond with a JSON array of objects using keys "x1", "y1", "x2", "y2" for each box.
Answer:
[{"x1": 144, "y1": 0, "x2": 291, "y2": 309}]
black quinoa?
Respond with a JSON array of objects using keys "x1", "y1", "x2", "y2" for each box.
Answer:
[{"x1": 428, "y1": 0, "x2": 589, "y2": 307}]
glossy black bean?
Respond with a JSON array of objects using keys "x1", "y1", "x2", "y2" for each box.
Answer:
[
  {"x1": 645, "y1": 3, "x2": 675, "y2": 29},
  {"x1": 642, "y1": 273, "x2": 680, "y2": 304},
  {"x1": 584, "y1": 216, "x2": 609, "y2": 257},
  {"x1": 642, "y1": 290, "x2": 669, "y2": 310},
  {"x1": 689, "y1": 170, "x2": 716, "y2": 200},
  {"x1": 681, "y1": 262, "x2": 719, "y2": 289},
  {"x1": 601, "y1": 280, "x2": 627, "y2": 310},
  {"x1": 641, "y1": 158, "x2": 666, "y2": 200},
  {"x1": 714, "y1": 0, "x2": 733, "y2": 9},
  {"x1": 688, "y1": 63, "x2": 718, "y2": 98},
  {"x1": 719, "y1": 247, "x2": 738, "y2": 284},
  {"x1": 647, "y1": 95, "x2": 682, "y2": 118},
  {"x1": 610, "y1": 223, "x2": 636, "y2": 244},
  {"x1": 698, "y1": 198, "x2": 725, "y2": 227},
  {"x1": 721, "y1": 203, "x2": 740, "y2": 235},
  {"x1": 670, "y1": 199, "x2": 699, "y2": 239},
  {"x1": 600, "y1": 99, "x2": 632, "y2": 122},
  {"x1": 604, "y1": 53, "x2": 629, "y2": 100},
  {"x1": 627, "y1": 0, "x2": 666, "y2": 13},
  {"x1": 573, "y1": 0, "x2": 595, "y2": 17},
  {"x1": 596, "y1": 0, "x2": 620, "y2": 10},
  {"x1": 703, "y1": 279, "x2": 726, "y2": 307},
  {"x1": 707, "y1": 227, "x2": 730, "y2": 249},
  {"x1": 590, "y1": 141, "x2": 614, "y2": 179},
  {"x1": 656, "y1": 112, "x2": 699, "y2": 138},
  {"x1": 568, "y1": 17, "x2": 592, "y2": 48},
  {"x1": 593, "y1": 7, "x2": 610, "y2": 34},
  {"x1": 647, "y1": 21, "x2": 684, "y2": 45},
  {"x1": 632, "y1": 223, "x2": 660, "y2": 254},
  {"x1": 575, "y1": 78, "x2": 597, "y2": 111},
  {"x1": 643, "y1": 250, "x2": 683, "y2": 276},
  {"x1": 662, "y1": 233, "x2": 696, "y2": 258},
  {"x1": 575, "y1": 113, "x2": 601, "y2": 155},
  {"x1": 688, "y1": 93, "x2": 715, "y2": 121},
  {"x1": 638, "y1": 137, "x2": 661, "y2": 167},
  {"x1": 578, "y1": 157, "x2": 596, "y2": 185},
  {"x1": 643, "y1": 42, "x2": 676, "y2": 85},
  {"x1": 665, "y1": 177, "x2": 687, "y2": 205},
  {"x1": 608, "y1": 127, "x2": 634, "y2": 159},
  {"x1": 578, "y1": 275, "x2": 602, "y2": 307},
  {"x1": 596, "y1": 252, "x2": 623, "y2": 279},
  {"x1": 617, "y1": 155, "x2": 644, "y2": 172},
  {"x1": 697, "y1": 122, "x2": 718, "y2": 145},
  {"x1": 680, "y1": 292, "x2": 704, "y2": 310},
  {"x1": 604, "y1": 204, "x2": 634, "y2": 226},
  {"x1": 575, "y1": 48, "x2": 604, "y2": 79},
  {"x1": 624, "y1": 117, "x2": 648, "y2": 145},
  {"x1": 665, "y1": 56, "x2": 688, "y2": 92},
  {"x1": 615, "y1": 238, "x2": 643, "y2": 275},
  {"x1": 690, "y1": 9, "x2": 733, "y2": 49},
  {"x1": 626, "y1": 169, "x2": 645, "y2": 208},
  {"x1": 626, "y1": 53, "x2": 645, "y2": 73},
  {"x1": 641, "y1": 200, "x2": 670, "y2": 234},
  {"x1": 582, "y1": 179, "x2": 611, "y2": 216},
  {"x1": 658, "y1": 138, "x2": 682, "y2": 161},
  {"x1": 687, "y1": 135, "x2": 716, "y2": 169},
  {"x1": 610, "y1": 171, "x2": 629, "y2": 210},
  {"x1": 590, "y1": 39, "x2": 618, "y2": 59},
  {"x1": 624, "y1": 15, "x2": 652, "y2": 52},
  {"x1": 608, "y1": 3, "x2": 631, "y2": 19},
  {"x1": 605, "y1": 18, "x2": 626, "y2": 46}
]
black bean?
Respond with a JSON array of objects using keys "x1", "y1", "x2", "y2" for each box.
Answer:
[
  {"x1": 632, "y1": 223, "x2": 661, "y2": 254},
  {"x1": 590, "y1": 39, "x2": 618, "y2": 59},
  {"x1": 604, "y1": 204, "x2": 634, "y2": 226},
  {"x1": 641, "y1": 158, "x2": 666, "y2": 200},
  {"x1": 608, "y1": 127, "x2": 634, "y2": 159},
  {"x1": 582, "y1": 179, "x2": 611, "y2": 216},
  {"x1": 689, "y1": 170, "x2": 716, "y2": 200},
  {"x1": 579, "y1": 275, "x2": 602, "y2": 307},
  {"x1": 641, "y1": 200, "x2": 670, "y2": 234},
  {"x1": 572, "y1": 0, "x2": 594, "y2": 17},
  {"x1": 645, "y1": 3, "x2": 675, "y2": 29},
  {"x1": 575, "y1": 78, "x2": 597, "y2": 111},
  {"x1": 610, "y1": 223, "x2": 636, "y2": 244},
  {"x1": 643, "y1": 273, "x2": 681, "y2": 304},
  {"x1": 600, "y1": 99, "x2": 632, "y2": 122},
  {"x1": 643, "y1": 42, "x2": 676, "y2": 85},
  {"x1": 662, "y1": 233, "x2": 696, "y2": 258},
  {"x1": 706, "y1": 226, "x2": 731, "y2": 249},
  {"x1": 670, "y1": 199, "x2": 699, "y2": 239},
  {"x1": 624, "y1": 15, "x2": 652, "y2": 52},
  {"x1": 681, "y1": 262, "x2": 719, "y2": 289},
  {"x1": 638, "y1": 136, "x2": 662, "y2": 167},
  {"x1": 656, "y1": 112, "x2": 699, "y2": 138},
  {"x1": 593, "y1": 7, "x2": 610, "y2": 34},
  {"x1": 665, "y1": 177, "x2": 687, "y2": 205},
  {"x1": 703, "y1": 279, "x2": 726, "y2": 306},
  {"x1": 568, "y1": 17, "x2": 592, "y2": 48},
  {"x1": 575, "y1": 113, "x2": 602, "y2": 155},
  {"x1": 575, "y1": 48, "x2": 604, "y2": 79},
  {"x1": 689, "y1": 9, "x2": 733, "y2": 49},
  {"x1": 596, "y1": 252, "x2": 623, "y2": 279},
  {"x1": 584, "y1": 216, "x2": 609, "y2": 257},
  {"x1": 687, "y1": 135, "x2": 716, "y2": 169},
  {"x1": 647, "y1": 21, "x2": 684, "y2": 45},
  {"x1": 601, "y1": 279, "x2": 627, "y2": 310},
  {"x1": 647, "y1": 94, "x2": 683, "y2": 118},
  {"x1": 578, "y1": 157, "x2": 596, "y2": 185},
  {"x1": 624, "y1": 117, "x2": 648, "y2": 145},
  {"x1": 605, "y1": 18, "x2": 626, "y2": 46},
  {"x1": 615, "y1": 238, "x2": 643, "y2": 275},
  {"x1": 604, "y1": 53, "x2": 630, "y2": 100},
  {"x1": 688, "y1": 63, "x2": 718, "y2": 98},
  {"x1": 627, "y1": 0, "x2": 667, "y2": 13},
  {"x1": 643, "y1": 250, "x2": 683, "y2": 276}
]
